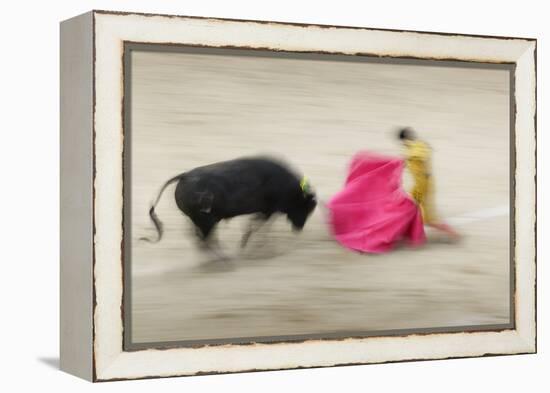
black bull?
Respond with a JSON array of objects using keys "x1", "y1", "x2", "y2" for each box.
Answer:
[{"x1": 142, "y1": 157, "x2": 317, "y2": 247}]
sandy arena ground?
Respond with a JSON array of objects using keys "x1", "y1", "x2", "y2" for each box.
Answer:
[{"x1": 129, "y1": 49, "x2": 511, "y2": 344}]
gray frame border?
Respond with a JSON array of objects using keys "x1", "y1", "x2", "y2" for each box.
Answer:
[{"x1": 122, "y1": 42, "x2": 516, "y2": 352}]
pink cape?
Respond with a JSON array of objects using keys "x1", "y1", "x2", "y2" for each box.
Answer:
[{"x1": 327, "y1": 151, "x2": 426, "y2": 253}]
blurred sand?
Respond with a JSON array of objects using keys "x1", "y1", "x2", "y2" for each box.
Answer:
[{"x1": 129, "y1": 50, "x2": 510, "y2": 344}]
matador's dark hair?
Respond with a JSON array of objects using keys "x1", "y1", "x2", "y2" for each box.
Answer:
[{"x1": 397, "y1": 127, "x2": 415, "y2": 141}]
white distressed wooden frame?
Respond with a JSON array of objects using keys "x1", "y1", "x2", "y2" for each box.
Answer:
[{"x1": 60, "y1": 10, "x2": 536, "y2": 382}]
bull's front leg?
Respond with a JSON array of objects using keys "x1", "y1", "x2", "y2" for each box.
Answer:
[{"x1": 241, "y1": 213, "x2": 270, "y2": 248}]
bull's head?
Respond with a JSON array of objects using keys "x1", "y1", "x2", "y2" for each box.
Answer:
[{"x1": 287, "y1": 177, "x2": 317, "y2": 231}]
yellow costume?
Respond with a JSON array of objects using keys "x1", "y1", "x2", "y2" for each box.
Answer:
[{"x1": 403, "y1": 140, "x2": 437, "y2": 224}]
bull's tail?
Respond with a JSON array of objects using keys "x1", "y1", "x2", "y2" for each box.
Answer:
[{"x1": 140, "y1": 173, "x2": 185, "y2": 243}]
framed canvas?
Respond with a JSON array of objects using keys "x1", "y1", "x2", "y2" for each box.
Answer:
[{"x1": 60, "y1": 10, "x2": 537, "y2": 382}]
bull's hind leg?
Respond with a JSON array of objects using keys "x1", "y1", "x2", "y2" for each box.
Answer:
[
  {"x1": 190, "y1": 213, "x2": 218, "y2": 242},
  {"x1": 190, "y1": 213, "x2": 229, "y2": 261}
]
